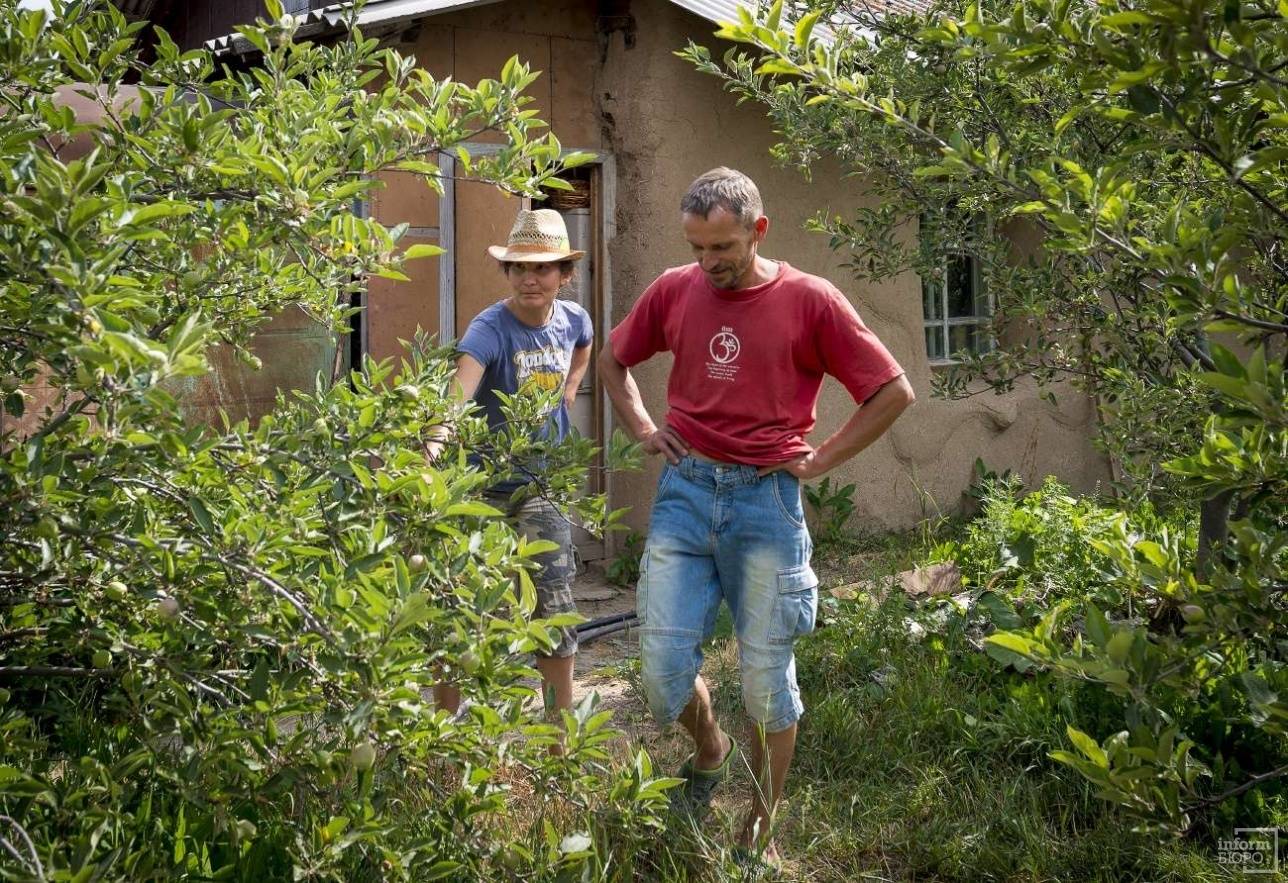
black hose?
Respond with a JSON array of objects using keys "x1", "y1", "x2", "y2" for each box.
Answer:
[
  {"x1": 576, "y1": 614, "x2": 640, "y2": 645},
  {"x1": 575, "y1": 610, "x2": 637, "y2": 632}
]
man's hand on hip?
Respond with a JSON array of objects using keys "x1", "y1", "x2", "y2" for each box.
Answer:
[
  {"x1": 641, "y1": 424, "x2": 689, "y2": 465},
  {"x1": 758, "y1": 451, "x2": 827, "y2": 480}
]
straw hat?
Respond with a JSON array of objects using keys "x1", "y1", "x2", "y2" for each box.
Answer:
[{"x1": 487, "y1": 208, "x2": 585, "y2": 262}]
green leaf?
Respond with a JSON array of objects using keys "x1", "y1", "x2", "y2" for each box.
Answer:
[
  {"x1": 189, "y1": 498, "x2": 214, "y2": 533},
  {"x1": 423, "y1": 861, "x2": 462, "y2": 880},
  {"x1": 122, "y1": 201, "x2": 197, "y2": 226},
  {"x1": 757, "y1": 58, "x2": 801, "y2": 76},
  {"x1": 345, "y1": 552, "x2": 386, "y2": 577},
  {"x1": 521, "y1": 539, "x2": 560, "y2": 557},
  {"x1": 985, "y1": 631, "x2": 1037, "y2": 658},
  {"x1": 765, "y1": 0, "x2": 783, "y2": 32},
  {"x1": 1100, "y1": 11, "x2": 1156, "y2": 26},
  {"x1": 1106, "y1": 629, "x2": 1133, "y2": 665},
  {"x1": 1066, "y1": 725, "x2": 1108, "y2": 767},
  {"x1": 1241, "y1": 672, "x2": 1277, "y2": 706},
  {"x1": 1085, "y1": 602, "x2": 1110, "y2": 647},
  {"x1": 445, "y1": 501, "x2": 504, "y2": 518},
  {"x1": 403, "y1": 243, "x2": 444, "y2": 260},
  {"x1": 795, "y1": 10, "x2": 822, "y2": 46},
  {"x1": 976, "y1": 591, "x2": 1022, "y2": 629}
]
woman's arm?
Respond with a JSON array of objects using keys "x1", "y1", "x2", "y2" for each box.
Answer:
[
  {"x1": 424, "y1": 354, "x2": 486, "y2": 461},
  {"x1": 564, "y1": 344, "x2": 592, "y2": 410},
  {"x1": 451, "y1": 353, "x2": 486, "y2": 401}
]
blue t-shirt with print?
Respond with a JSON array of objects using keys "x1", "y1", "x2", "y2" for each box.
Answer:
[{"x1": 457, "y1": 298, "x2": 593, "y2": 488}]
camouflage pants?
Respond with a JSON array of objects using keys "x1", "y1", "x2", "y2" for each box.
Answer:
[{"x1": 486, "y1": 490, "x2": 579, "y2": 658}]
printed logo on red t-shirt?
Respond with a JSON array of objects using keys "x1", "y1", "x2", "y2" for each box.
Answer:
[{"x1": 706, "y1": 326, "x2": 741, "y2": 382}]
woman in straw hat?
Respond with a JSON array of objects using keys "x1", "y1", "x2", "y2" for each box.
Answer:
[{"x1": 433, "y1": 208, "x2": 592, "y2": 733}]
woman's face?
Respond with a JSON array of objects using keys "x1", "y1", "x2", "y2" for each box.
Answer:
[{"x1": 505, "y1": 261, "x2": 570, "y2": 311}]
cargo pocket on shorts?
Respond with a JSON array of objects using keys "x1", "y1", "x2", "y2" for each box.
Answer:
[{"x1": 769, "y1": 563, "x2": 819, "y2": 644}]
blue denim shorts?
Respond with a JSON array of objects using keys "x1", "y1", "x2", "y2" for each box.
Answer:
[{"x1": 636, "y1": 456, "x2": 818, "y2": 733}]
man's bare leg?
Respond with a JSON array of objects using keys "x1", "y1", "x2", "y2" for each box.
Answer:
[
  {"x1": 737, "y1": 721, "x2": 797, "y2": 857},
  {"x1": 677, "y1": 675, "x2": 732, "y2": 768}
]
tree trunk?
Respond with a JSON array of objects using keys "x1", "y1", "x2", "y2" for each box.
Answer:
[{"x1": 1196, "y1": 489, "x2": 1235, "y2": 581}]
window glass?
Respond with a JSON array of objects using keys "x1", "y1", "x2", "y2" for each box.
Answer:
[
  {"x1": 925, "y1": 325, "x2": 945, "y2": 361},
  {"x1": 922, "y1": 277, "x2": 943, "y2": 320},
  {"x1": 921, "y1": 219, "x2": 993, "y2": 363},
  {"x1": 946, "y1": 255, "x2": 976, "y2": 318}
]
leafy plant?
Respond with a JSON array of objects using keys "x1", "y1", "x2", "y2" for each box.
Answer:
[
  {"x1": 963, "y1": 456, "x2": 1017, "y2": 513},
  {"x1": 0, "y1": 2, "x2": 667, "y2": 879},
  {"x1": 605, "y1": 529, "x2": 645, "y2": 587},
  {"x1": 805, "y1": 476, "x2": 857, "y2": 547}
]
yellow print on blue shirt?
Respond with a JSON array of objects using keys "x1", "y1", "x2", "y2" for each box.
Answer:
[{"x1": 512, "y1": 345, "x2": 567, "y2": 400}]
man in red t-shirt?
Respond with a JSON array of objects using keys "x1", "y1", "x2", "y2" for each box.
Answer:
[{"x1": 599, "y1": 167, "x2": 914, "y2": 860}]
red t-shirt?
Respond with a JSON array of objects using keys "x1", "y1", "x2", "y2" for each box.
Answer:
[{"x1": 609, "y1": 261, "x2": 905, "y2": 465}]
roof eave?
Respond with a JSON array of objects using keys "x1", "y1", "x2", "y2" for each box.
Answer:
[{"x1": 205, "y1": 0, "x2": 505, "y2": 54}]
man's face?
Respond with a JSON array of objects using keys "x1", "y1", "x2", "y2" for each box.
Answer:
[{"x1": 682, "y1": 207, "x2": 768, "y2": 290}]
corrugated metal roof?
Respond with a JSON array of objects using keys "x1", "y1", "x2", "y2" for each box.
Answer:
[
  {"x1": 656, "y1": 0, "x2": 930, "y2": 26},
  {"x1": 667, "y1": 0, "x2": 853, "y2": 43},
  {"x1": 206, "y1": 0, "x2": 506, "y2": 52},
  {"x1": 312, "y1": 0, "x2": 503, "y2": 27},
  {"x1": 206, "y1": 0, "x2": 928, "y2": 54},
  {"x1": 839, "y1": 0, "x2": 935, "y2": 18}
]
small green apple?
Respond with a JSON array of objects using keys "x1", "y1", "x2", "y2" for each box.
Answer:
[
  {"x1": 350, "y1": 740, "x2": 376, "y2": 772},
  {"x1": 459, "y1": 650, "x2": 481, "y2": 675}
]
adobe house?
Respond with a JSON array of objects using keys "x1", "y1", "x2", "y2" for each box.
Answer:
[{"x1": 119, "y1": 0, "x2": 1112, "y2": 552}]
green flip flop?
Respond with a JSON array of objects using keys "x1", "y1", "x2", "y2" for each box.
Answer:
[{"x1": 669, "y1": 734, "x2": 738, "y2": 818}]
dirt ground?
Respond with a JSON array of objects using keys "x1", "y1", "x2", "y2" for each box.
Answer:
[{"x1": 567, "y1": 564, "x2": 650, "y2": 738}]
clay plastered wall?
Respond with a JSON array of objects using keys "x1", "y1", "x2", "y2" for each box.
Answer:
[{"x1": 599, "y1": 0, "x2": 1111, "y2": 533}]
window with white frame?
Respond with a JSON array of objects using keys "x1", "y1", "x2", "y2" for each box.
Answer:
[{"x1": 922, "y1": 243, "x2": 994, "y2": 364}]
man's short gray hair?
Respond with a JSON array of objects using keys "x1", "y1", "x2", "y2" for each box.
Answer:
[{"x1": 681, "y1": 167, "x2": 763, "y2": 227}]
